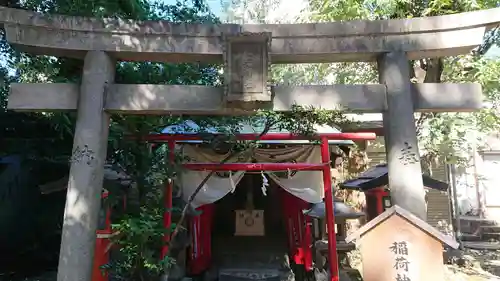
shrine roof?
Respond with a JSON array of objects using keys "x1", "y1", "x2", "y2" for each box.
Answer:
[
  {"x1": 340, "y1": 163, "x2": 448, "y2": 191},
  {"x1": 161, "y1": 120, "x2": 355, "y2": 145},
  {"x1": 346, "y1": 205, "x2": 459, "y2": 249},
  {"x1": 39, "y1": 164, "x2": 131, "y2": 194}
]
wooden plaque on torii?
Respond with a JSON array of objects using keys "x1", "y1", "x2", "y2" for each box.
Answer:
[{"x1": 222, "y1": 32, "x2": 272, "y2": 109}]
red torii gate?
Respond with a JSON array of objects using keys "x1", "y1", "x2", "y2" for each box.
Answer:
[{"x1": 143, "y1": 132, "x2": 376, "y2": 281}]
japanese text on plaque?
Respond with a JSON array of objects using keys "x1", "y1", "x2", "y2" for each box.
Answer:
[{"x1": 390, "y1": 241, "x2": 411, "y2": 281}]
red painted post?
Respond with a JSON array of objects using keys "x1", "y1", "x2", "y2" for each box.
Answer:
[
  {"x1": 93, "y1": 191, "x2": 111, "y2": 281},
  {"x1": 320, "y1": 137, "x2": 339, "y2": 281},
  {"x1": 375, "y1": 189, "x2": 384, "y2": 215},
  {"x1": 303, "y1": 215, "x2": 313, "y2": 271},
  {"x1": 162, "y1": 140, "x2": 175, "y2": 259},
  {"x1": 93, "y1": 233, "x2": 111, "y2": 281}
]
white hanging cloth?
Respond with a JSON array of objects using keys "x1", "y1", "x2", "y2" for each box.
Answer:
[
  {"x1": 179, "y1": 144, "x2": 326, "y2": 207},
  {"x1": 179, "y1": 145, "x2": 250, "y2": 208},
  {"x1": 254, "y1": 146, "x2": 324, "y2": 203}
]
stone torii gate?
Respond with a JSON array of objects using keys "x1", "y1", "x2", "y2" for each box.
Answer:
[{"x1": 2, "y1": 6, "x2": 500, "y2": 281}]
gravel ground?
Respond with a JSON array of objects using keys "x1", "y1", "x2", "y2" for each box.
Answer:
[{"x1": 444, "y1": 248, "x2": 500, "y2": 281}]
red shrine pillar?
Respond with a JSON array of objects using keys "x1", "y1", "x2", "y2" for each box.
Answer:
[
  {"x1": 162, "y1": 140, "x2": 176, "y2": 258},
  {"x1": 188, "y1": 204, "x2": 215, "y2": 275},
  {"x1": 92, "y1": 191, "x2": 112, "y2": 281},
  {"x1": 365, "y1": 187, "x2": 390, "y2": 221},
  {"x1": 320, "y1": 137, "x2": 339, "y2": 281},
  {"x1": 281, "y1": 190, "x2": 313, "y2": 271}
]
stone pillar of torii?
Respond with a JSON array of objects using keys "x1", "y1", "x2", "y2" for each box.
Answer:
[{"x1": 1, "y1": 6, "x2": 500, "y2": 281}]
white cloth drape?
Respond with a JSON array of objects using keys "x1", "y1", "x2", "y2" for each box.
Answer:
[
  {"x1": 254, "y1": 146, "x2": 323, "y2": 203},
  {"x1": 180, "y1": 170, "x2": 246, "y2": 208},
  {"x1": 179, "y1": 145, "x2": 325, "y2": 207},
  {"x1": 179, "y1": 145, "x2": 251, "y2": 207}
]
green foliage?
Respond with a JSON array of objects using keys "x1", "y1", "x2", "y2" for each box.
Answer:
[
  {"x1": 0, "y1": 0, "x2": 224, "y2": 278},
  {"x1": 305, "y1": 0, "x2": 500, "y2": 166},
  {"x1": 418, "y1": 56, "x2": 500, "y2": 164},
  {"x1": 109, "y1": 197, "x2": 170, "y2": 278},
  {"x1": 308, "y1": 0, "x2": 500, "y2": 21}
]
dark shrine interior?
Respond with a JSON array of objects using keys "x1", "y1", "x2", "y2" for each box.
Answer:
[{"x1": 211, "y1": 173, "x2": 288, "y2": 257}]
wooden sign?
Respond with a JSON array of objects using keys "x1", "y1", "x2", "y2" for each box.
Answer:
[
  {"x1": 346, "y1": 205, "x2": 458, "y2": 281},
  {"x1": 222, "y1": 32, "x2": 272, "y2": 109},
  {"x1": 235, "y1": 210, "x2": 265, "y2": 236}
]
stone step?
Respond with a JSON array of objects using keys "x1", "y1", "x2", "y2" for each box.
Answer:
[
  {"x1": 459, "y1": 216, "x2": 497, "y2": 230},
  {"x1": 219, "y1": 268, "x2": 285, "y2": 281},
  {"x1": 460, "y1": 233, "x2": 482, "y2": 241},
  {"x1": 459, "y1": 215, "x2": 496, "y2": 224},
  {"x1": 218, "y1": 266, "x2": 298, "y2": 281},
  {"x1": 483, "y1": 232, "x2": 500, "y2": 240},
  {"x1": 480, "y1": 225, "x2": 500, "y2": 233},
  {"x1": 462, "y1": 241, "x2": 500, "y2": 250}
]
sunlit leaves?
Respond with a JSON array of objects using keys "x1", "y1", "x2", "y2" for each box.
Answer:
[
  {"x1": 305, "y1": 0, "x2": 500, "y2": 166},
  {"x1": 418, "y1": 56, "x2": 500, "y2": 164},
  {"x1": 0, "y1": 0, "x2": 223, "y2": 279}
]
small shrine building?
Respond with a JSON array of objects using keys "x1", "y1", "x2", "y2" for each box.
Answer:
[
  {"x1": 341, "y1": 164, "x2": 449, "y2": 222},
  {"x1": 153, "y1": 120, "x2": 374, "y2": 281}
]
